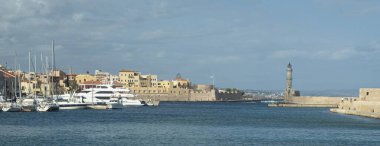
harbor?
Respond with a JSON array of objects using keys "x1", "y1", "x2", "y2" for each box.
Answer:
[
  {"x1": 2, "y1": 0, "x2": 380, "y2": 145},
  {"x1": 1, "y1": 102, "x2": 379, "y2": 145}
]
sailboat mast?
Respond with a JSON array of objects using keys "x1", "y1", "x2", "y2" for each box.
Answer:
[
  {"x1": 46, "y1": 56, "x2": 49, "y2": 98},
  {"x1": 34, "y1": 54, "x2": 37, "y2": 98},
  {"x1": 51, "y1": 40, "x2": 55, "y2": 98},
  {"x1": 18, "y1": 65, "x2": 21, "y2": 98},
  {"x1": 52, "y1": 40, "x2": 55, "y2": 71},
  {"x1": 28, "y1": 51, "x2": 31, "y2": 95}
]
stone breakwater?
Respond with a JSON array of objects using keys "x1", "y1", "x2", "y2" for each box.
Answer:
[
  {"x1": 269, "y1": 103, "x2": 337, "y2": 108},
  {"x1": 330, "y1": 88, "x2": 380, "y2": 119},
  {"x1": 330, "y1": 99, "x2": 380, "y2": 119},
  {"x1": 134, "y1": 89, "x2": 244, "y2": 102}
]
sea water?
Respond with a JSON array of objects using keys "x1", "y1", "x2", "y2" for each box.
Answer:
[{"x1": 0, "y1": 102, "x2": 380, "y2": 145}]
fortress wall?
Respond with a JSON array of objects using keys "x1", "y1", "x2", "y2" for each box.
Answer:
[
  {"x1": 190, "y1": 90, "x2": 216, "y2": 101},
  {"x1": 135, "y1": 90, "x2": 217, "y2": 101},
  {"x1": 134, "y1": 89, "x2": 244, "y2": 102},
  {"x1": 359, "y1": 88, "x2": 380, "y2": 101},
  {"x1": 332, "y1": 100, "x2": 380, "y2": 118},
  {"x1": 216, "y1": 92, "x2": 244, "y2": 101},
  {"x1": 288, "y1": 96, "x2": 342, "y2": 105},
  {"x1": 135, "y1": 94, "x2": 190, "y2": 101}
]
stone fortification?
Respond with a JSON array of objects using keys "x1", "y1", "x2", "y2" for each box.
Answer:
[
  {"x1": 134, "y1": 89, "x2": 244, "y2": 102},
  {"x1": 216, "y1": 91, "x2": 244, "y2": 101},
  {"x1": 288, "y1": 96, "x2": 342, "y2": 105},
  {"x1": 331, "y1": 88, "x2": 380, "y2": 118}
]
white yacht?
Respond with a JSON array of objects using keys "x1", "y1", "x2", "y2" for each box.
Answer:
[
  {"x1": 56, "y1": 94, "x2": 90, "y2": 110},
  {"x1": 76, "y1": 84, "x2": 144, "y2": 106}
]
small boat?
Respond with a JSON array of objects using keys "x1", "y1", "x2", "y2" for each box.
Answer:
[
  {"x1": 57, "y1": 95, "x2": 90, "y2": 110},
  {"x1": 106, "y1": 97, "x2": 124, "y2": 109},
  {"x1": 144, "y1": 99, "x2": 160, "y2": 106},
  {"x1": 20, "y1": 98, "x2": 37, "y2": 112},
  {"x1": 2, "y1": 102, "x2": 22, "y2": 112},
  {"x1": 36, "y1": 98, "x2": 60, "y2": 112},
  {"x1": 122, "y1": 97, "x2": 145, "y2": 107}
]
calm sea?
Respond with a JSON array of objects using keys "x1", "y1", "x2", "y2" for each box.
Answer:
[{"x1": 0, "y1": 102, "x2": 380, "y2": 146}]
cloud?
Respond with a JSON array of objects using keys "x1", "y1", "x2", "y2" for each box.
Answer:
[
  {"x1": 72, "y1": 13, "x2": 85, "y2": 22},
  {"x1": 271, "y1": 47, "x2": 359, "y2": 60}
]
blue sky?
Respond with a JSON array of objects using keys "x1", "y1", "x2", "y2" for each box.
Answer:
[{"x1": 1, "y1": 0, "x2": 380, "y2": 90}]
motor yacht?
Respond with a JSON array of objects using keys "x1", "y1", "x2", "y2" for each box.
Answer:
[{"x1": 76, "y1": 84, "x2": 142, "y2": 106}]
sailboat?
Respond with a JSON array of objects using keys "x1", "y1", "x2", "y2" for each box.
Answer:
[
  {"x1": 36, "y1": 40, "x2": 59, "y2": 112},
  {"x1": 20, "y1": 51, "x2": 37, "y2": 112}
]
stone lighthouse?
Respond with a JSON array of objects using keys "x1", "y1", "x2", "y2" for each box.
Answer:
[
  {"x1": 284, "y1": 62, "x2": 300, "y2": 101},
  {"x1": 285, "y1": 62, "x2": 293, "y2": 100},
  {"x1": 286, "y1": 63, "x2": 292, "y2": 90}
]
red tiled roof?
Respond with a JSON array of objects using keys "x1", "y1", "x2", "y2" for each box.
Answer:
[{"x1": 0, "y1": 69, "x2": 15, "y2": 78}]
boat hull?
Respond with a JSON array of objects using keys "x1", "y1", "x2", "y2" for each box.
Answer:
[
  {"x1": 58, "y1": 103, "x2": 90, "y2": 110},
  {"x1": 106, "y1": 103, "x2": 124, "y2": 109},
  {"x1": 87, "y1": 104, "x2": 107, "y2": 110},
  {"x1": 2, "y1": 102, "x2": 22, "y2": 112},
  {"x1": 21, "y1": 105, "x2": 36, "y2": 112}
]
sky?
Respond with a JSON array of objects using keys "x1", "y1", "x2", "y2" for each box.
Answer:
[{"x1": 1, "y1": 0, "x2": 380, "y2": 90}]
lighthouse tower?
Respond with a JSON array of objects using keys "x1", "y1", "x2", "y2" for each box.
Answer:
[{"x1": 285, "y1": 63, "x2": 293, "y2": 100}]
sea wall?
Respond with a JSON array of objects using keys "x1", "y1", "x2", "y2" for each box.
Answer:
[
  {"x1": 288, "y1": 96, "x2": 342, "y2": 105},
  {"x1": 330, "y1": 88, "x2": 380, "y2": 118},
  {"x1": 135, "y1": 94, "x2": 190, "y2": 101},
  {"x1": 190, "y1": 89, "x2": 216, "y2": 101},
  {"x1": 331, "y1": 100, "x2": 380, "y2": 118},
  {"x1": 216, "y1": 91, "x2": 244, "y2": 101},
  {"x1": 134, "y1": 89, "x2": 242, "y2": 102}
]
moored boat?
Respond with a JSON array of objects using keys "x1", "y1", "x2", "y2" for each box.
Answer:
[
  {"x1": 2, "y1": 102, "x2": 22, "y2": 112},
  {"x1": 106, "y1": 97, "x2": 124, "y2": 109},
  {"x1": 36, "y1": 98, "x2": 59, "y2": 112},
  {"x1": 20, "y1": 98, "x2": 37, "y2": 112},
  {"x1": 122, "y1": 98, "x2": 145, "y2": 107}
]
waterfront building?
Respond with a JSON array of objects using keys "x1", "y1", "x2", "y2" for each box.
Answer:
[
  {"x1": 119, "y1": 70, "x2": 141, "y2": 88},
  {"x1": 79, "y1": 81, "x2": 102, "y2": 89},
  {"x1": 0, "y1": 65, "x2": 20, "y2": 98},
  {"x1": 95, "y1": 69, "x2": 110, "y2": 83},
  {"x1": 110, "y1": 74, "x2": 119, "y2": 82},
  {"x1": 76, "y1": 74, "x2": 97, "y2": 84}
]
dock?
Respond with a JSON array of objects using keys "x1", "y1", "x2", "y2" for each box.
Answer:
[{"x1": 268, "y1": 103, "x2": 338, "y2": 108}]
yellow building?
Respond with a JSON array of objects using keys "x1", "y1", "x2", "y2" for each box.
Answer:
[
  {"x1": 119, "y1": 70, "x2": 140, "y2": 87},
  {"x1": 75, "y1": 74, "x2": 97, "y2": 84},
  {"x1": 157, "y1": 80, "x2": 172, "y2": 89}
]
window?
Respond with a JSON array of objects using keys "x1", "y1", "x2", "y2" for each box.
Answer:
[
  {"x1": 96, "y1": 91, "x2": 114, "y2": 94},
  {"x1": 366, "y1": 92, "x2": 369, "y2": 96}
]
